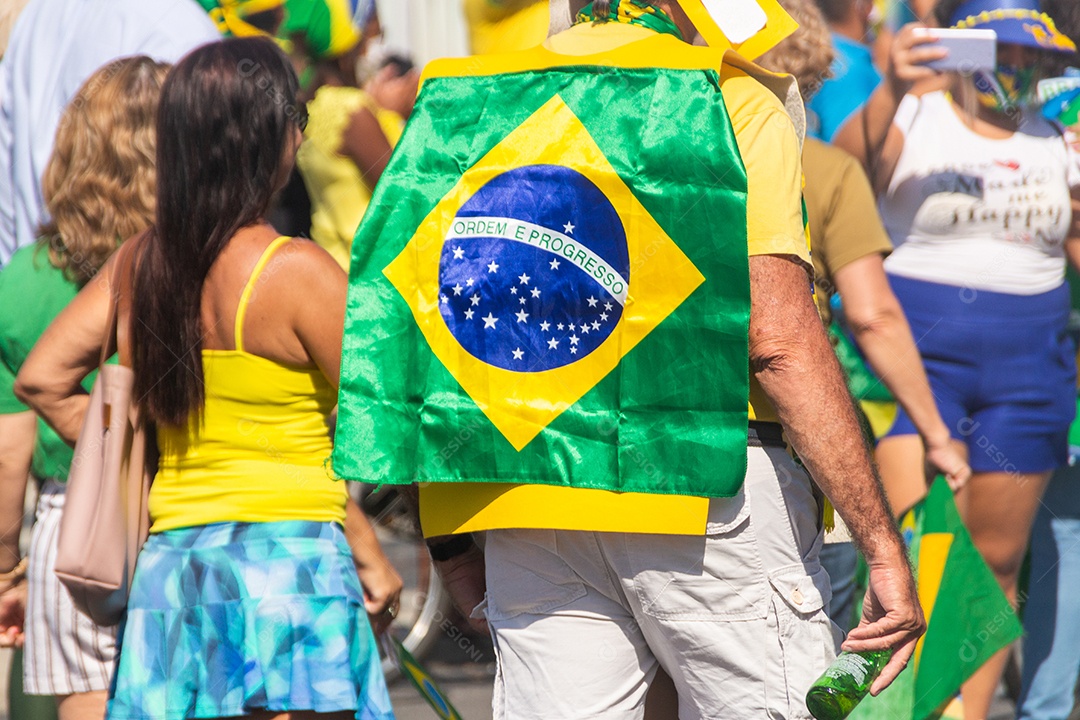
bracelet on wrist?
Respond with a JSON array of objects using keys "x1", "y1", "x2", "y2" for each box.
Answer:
[
  {"x1": 0, "y1": 557, "x2": 28, "y2": 592},
  {"x1": 426, "y1": 534, "x2": 475, "y2": 562}
]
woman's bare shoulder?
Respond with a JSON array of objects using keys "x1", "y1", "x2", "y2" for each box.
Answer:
[{"x1": 263, "y1": 236, "x2": 347, "y2": 284}]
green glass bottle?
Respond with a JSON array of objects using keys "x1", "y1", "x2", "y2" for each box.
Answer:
[{"x1": 805, "y1": 649, "x2": 892, "y2": 720}]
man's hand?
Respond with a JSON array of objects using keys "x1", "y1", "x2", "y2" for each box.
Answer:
[
  {"x1": 843, "y1": 558, "x2": 926, "y2": 695},
  {"x1": 434, "y1": 545, "x2": 488, "y2": 634},
  {"x1": 0, "y1": 582, "x2": 27, "y2": 648}
]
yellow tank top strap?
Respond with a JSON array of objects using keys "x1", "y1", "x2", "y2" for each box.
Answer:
[{"x1": 234, "y1": 236, "x2": 292, "y2": 352}]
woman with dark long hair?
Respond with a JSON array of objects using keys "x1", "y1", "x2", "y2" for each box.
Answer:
[{"x1": 17, "y1": 37, "x2": 398, "y2": 720}]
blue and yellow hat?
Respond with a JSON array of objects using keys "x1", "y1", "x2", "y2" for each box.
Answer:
[
  {"x1": 951, "y1": 0, "x2": 1076, "y2": 54},
  {"x1": 197, "y1": 0, "x2": 286, "y2": 37},
  {"x1": 279, "y1": 0, "x2": 377, "y2": 59}
]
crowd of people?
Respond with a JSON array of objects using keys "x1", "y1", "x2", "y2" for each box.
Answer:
[{"x1": 0, "y1": 0, "x2": 1078, "y2": 719}]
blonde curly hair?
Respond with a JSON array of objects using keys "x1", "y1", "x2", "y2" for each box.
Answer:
[
  {"x1": 756, "y1": 0, "x2": 835, "y2": 103},
  {"x1": 38, "y1": 56, "x2": 169, "y2": 285}
]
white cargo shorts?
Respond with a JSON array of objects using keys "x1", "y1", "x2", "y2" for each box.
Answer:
[{"x1": 482, "y1": 445, "x2": 840, "y2": 720}]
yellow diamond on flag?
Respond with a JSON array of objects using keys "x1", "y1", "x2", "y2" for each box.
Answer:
[{"x1": 383, "y1": 95, "x2": 705, "y2": 451}]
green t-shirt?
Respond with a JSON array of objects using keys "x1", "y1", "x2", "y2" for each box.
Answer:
[{"x1": 0, "y1": 243, "x2": 93, "y2": 482}]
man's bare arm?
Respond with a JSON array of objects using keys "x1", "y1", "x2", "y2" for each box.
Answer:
[
  {"x1": 750, "y1": 256, "x2": 895, "y2": 553},
  {"x1": 750, "y1": 254, "x2": 924, "y2": 692}
]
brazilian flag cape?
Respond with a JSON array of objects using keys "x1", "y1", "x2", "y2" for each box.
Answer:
[
  {"x1": 850, "y1": 478, "x2": 1022, "y2": 720},
  {"x1": 332, "y1": 31, "x2": 762, "y2": 498}
]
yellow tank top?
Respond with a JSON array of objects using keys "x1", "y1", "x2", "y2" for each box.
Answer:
[
  {"x1": 297, "y1": 85, "x2": 404, "y2": 270},
  {"x1": 150, "y1": 237, "x2": 346, "y2": 533}
]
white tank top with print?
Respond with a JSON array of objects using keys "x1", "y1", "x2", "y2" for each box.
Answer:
[{"x1": 881, "y1": 90, "x2": 1080, "y2": 295}]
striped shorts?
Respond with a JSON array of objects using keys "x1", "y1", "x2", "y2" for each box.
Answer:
[{"x1": 24, "y1": 480, "x2": 116, "y2": 695}]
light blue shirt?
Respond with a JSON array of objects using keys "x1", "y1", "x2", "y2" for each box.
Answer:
[
  {"x1": 0, "y1": 0, "x2": 220, "y2": 266},
  {"x1": 806, "y1": 33, "x2": 883, "y2": 143}
]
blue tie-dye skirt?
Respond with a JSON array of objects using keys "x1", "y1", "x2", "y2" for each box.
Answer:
[{"x1": 105, "y1": 520, "x2": 395, "y2": 720}]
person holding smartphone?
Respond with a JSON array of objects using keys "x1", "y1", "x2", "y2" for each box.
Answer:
[{"x1": 834, "y1": 2, "x2": 1080, "y2": 718}]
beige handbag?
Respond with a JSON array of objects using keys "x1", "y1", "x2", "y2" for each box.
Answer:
[{"x1": 53, "y1": 282, "x2": 154, "y2": 627}]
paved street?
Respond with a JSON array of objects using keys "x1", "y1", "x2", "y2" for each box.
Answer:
[
  {"x1": 388, "y1": 623, "x2": 496, "y2": 720},
  {"x1": 383, "y1": 625, "x2": 1018, "y2": 720},
  {"x1": 0, "y1": 628, "x2": 1024, "y2": 720}
]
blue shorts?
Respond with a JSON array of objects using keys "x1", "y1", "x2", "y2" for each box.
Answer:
[{"x1": 885, "y1": 275, "x2": 1076, "y2": 475}]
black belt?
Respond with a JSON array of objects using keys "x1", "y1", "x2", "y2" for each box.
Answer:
[{"x1": 748, "y1": 421, "x2": 785, "y2": 448}]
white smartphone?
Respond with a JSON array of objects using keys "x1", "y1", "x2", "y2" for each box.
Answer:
[{"x1": 912, "y1": 28, "x2": 998, "y2": 73}]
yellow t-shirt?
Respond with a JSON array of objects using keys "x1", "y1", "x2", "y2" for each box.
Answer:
[
  {"x1": 463, "y1": 0, "x2": 550, "y2": 55},
  {"x1": 420, "y1": 22, "x2": 809, "y2": 537},
  {"x1": 297, "y1": 85, "x2": 404, "y2": 270}
]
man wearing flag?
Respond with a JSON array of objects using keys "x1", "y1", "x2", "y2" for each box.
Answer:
[{"x1": 332, "y1": 0, "x2": 924, "y2": 716}]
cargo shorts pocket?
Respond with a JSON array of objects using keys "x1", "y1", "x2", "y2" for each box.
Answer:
[
  {"x1": 484, "y1": 529, "x2": 587, "y2": 621},
  {"x1": 766, "y1": 565, "x2": 837, "y2": 719},
  {"x1": 628, "y1": 489, "x2": 768, "y2": 621}
]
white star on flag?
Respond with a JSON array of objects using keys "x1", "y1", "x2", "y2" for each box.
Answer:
[
  {"x1": 487, "y1": 261, "x2": 499, "y2": 273},
  {"x1": 510, "y1": 287, "x2": 518, "y2": 295},
  {"x1": 482, "y1": 313, "x2": 498, "y2": 329},
  {"x1": 563, "y1": 221, "x2": 575, "y2": 234},
  {"x1": 570, "y1": 335, "x2": 579, "y2": 346},
  {"x1": 513, "y1": 348, "x2": 524, "y2": 360},
  {"x1": 600, "y1": 312, "x2": 608, "y2": 321},
  {"x1": 516, "y1": 310, "x2": 529, "y2": 323},
  {"x1": 581, "y1": 325, "x2": 590, "y2": 335},
  {"x1": 587, "y1": 296, "x2": 598, "y2": 307},
  {"x1": 453, "y1": 246, "x2": 464, "y2": 260},
  {"x1": 557, "y1": 323, "x2": 565, "y2": 330},
  {"x1": 570, "y1": 346, "x2": 578, "y2": 354},
  {"x1": 470, "y1": 294, "x2": 480, "y2": 306},
  {"x1": 604, "y1": 302, "x2": 613, "y2": 311},
  {"x1": 530, "y1": 287, "x2": 541, "y2": 298},
  {"x1": 452, "y1": 284, "x2": 463, "y2": 296},
  {"x1": 518, "y1": 273, "x2": 531, "y2": 285},
  {"x1": 464, "y1": 309, "x2": 474, "y2": 320},
  {"x1": 440, "y1": 294, "x2": 448, "y2": 304},
  {"x1": 540, "y1": 321, "x2": 551, "y2": 332},
  {"x1": 592, "y1": 321, "x2": 601, "y2": 331},
  {"x1": 550, "y1": 259, "x2": 560, "y2": 270},
  {"x1": 466, "y1": 278, "x2": 474, "y2": 287},
  {"x1": 519, "y1": 297, "x2": 527, "y2": 305},
  {"x1": 547, "y1": 338, "x2": 559, "y2": 349},
  {"x1": 568, "y1": 323, "x2": 576, "y2": 331}
]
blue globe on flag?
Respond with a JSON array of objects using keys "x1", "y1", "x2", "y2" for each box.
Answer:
[{"x1": 438, "y1": 164, "x2": 631, "y2": 372}]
